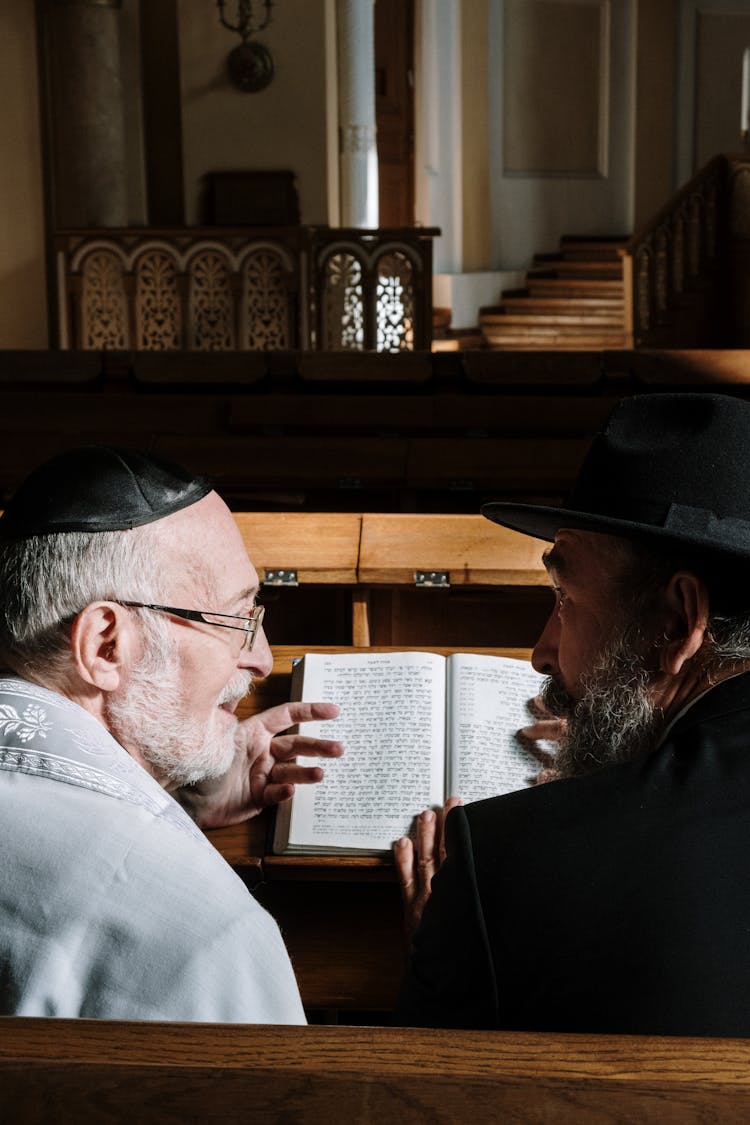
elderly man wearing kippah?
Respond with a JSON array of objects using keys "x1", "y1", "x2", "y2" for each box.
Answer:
[
  {"x1": 396, "y1": 392, "x2": 750, "y2": 1037},
  {"x1": 0, "y1": 449, "x2": 342, "y2": 1022}
]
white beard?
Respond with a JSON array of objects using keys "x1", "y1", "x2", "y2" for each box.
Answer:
[{"x1": 105, "y1": 615, "x2": 252, "y2": 787}]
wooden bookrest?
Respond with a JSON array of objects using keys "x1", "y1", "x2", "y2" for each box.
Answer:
[{"x1": 231, "y1": 511, "x2": 551, "y2": 647}]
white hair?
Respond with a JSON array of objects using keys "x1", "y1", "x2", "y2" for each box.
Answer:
[{"x1": 0, "y1": 526, "x2": 170, "y2": 679}]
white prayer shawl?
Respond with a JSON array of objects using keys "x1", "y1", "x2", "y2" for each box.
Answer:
[{"x1": 0, "y1": 677, "x2": 305, "y2": 1023}]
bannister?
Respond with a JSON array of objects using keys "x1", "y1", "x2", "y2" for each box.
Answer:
[
  {"x1": 620, "y1": 156, "x2": 729, "y2": 348},
  {"x1": 55, "y1": 225, "x2": 439, "y2": 353}
]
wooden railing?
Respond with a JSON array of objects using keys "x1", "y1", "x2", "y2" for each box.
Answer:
[
  {"x1": 622, "y1": 152, "x2": 750, "y2": 349},
  {"x1": 621, "y1": 156, "x2": 730, "y2": 348},
  {"x1": 55, "y1": 225, "x2": 439, "y2": 354}
]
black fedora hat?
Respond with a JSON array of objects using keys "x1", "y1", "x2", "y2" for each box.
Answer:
[{"x1": 482, "y1": 393, "x2": 750, "y2": 571}]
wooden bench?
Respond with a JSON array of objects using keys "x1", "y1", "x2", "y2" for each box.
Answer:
[
  {"x1": 2, "y1": 1018, "x2": 750, "y2": 1122},
  {"x1": 3, "y1": 347, "x2": 750, "y2": 511}
]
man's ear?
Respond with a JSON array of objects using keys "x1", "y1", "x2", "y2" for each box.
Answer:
[
  {"x1": 659, "y1": 572, "x2": 710, "y2": 675},
  {"x1": 69, "y1": 602, "x2": 135, "y2": 691}
]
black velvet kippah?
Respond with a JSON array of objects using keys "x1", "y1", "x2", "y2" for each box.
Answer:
[{"x1": 0, "y1": 446, "x2": 212, "y2": 537}]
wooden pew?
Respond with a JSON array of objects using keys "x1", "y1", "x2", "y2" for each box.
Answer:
[
  {"x1": 7, "y1": 346, "x2": 750, "y2": 512},
  {"x1": 3, "y1": 1018, "x2": 750, "y2": 1123}
]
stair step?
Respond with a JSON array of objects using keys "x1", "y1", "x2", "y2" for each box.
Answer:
[
  {"x1": 526, "y1": 278, "x2": 624, "y2": 297},
  {"x1": 495, "y1": 297, "x2": 624, "y2": 315},
  {"x1": 558, "y1": 237, "x2": 628, "y2": 261},
  {"x1": 431, "y1": 335, "x2": 485, "y2": 353},
  {"x1": 435, "y1": 229, "x2": 631, "y2": 353},
  {"x1": 482, "y1": 338, "x2": 628, "y2": 351},
  {"x1": 481, "y1": 313, "x2": 622, "y2": 330},
  {"x1": 481, "y1": 324, "x2": 629, "y2": 339},
  {"x1": 529, "y1": 260, "x2": 623, "y2": 278},
  {"x1": 483, "y1": 328, "x2": 626, "y2": 336}
]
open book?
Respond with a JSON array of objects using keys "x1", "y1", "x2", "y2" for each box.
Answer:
[{"x1": 272, "y1": 650, "x2": 546, "y2": 855}]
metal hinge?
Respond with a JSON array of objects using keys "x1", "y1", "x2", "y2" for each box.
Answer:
[
  {"x1": 263, "y1": 569, "x2": 299, "y2": 587},
  {"x1": 415, "y1": 570, "x2": 450, "y2": 588}
]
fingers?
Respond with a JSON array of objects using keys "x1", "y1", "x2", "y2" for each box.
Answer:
[
  {"x1": 398, "y1": 807, "x2": 441, "y2": 900},
  {"x1": 415, "y1": 808, "x2": 438, "y2": 890},
  {"x1": 394, "y1": 810, "x2": 437, "y2": 912},
  {"x1": 528, "y1": 692, "x2": 555, "y2": 721},
  {"x1": 520, "y1": 718, "x2": 565, "y2": 742},
  {"x1": 270, "y1": 734, "x2": 344, "y2": 761},
  {"x1": 394, "y1": 801, "x2": 461, "y2": 948},
  {"x1": 393, "y1": 835, "x2": 416, "y2": 904},
  {"x1": 268, "y1": 761, "x2": 325, "y2": 787},
  {"x1": 517, "y1": 715, "x2": 566, "y2": 769},
  {"x1": 261, "y1": 780, "x2": 296, "y2": 807},
  {"x1": 252, "y1": 700, "x2": 340, "y2": 734}
]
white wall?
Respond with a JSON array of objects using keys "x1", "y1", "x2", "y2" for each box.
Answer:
[{"x1": 177, "y1": 0, "x2": 337, "y2": 225}]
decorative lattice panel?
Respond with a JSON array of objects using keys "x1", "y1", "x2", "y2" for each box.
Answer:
[
  {"x1": 321, "y1": 252, "x2": 364, "y2": 350},
  {"x1": 80, "y1": 249, "x2": 129, "y2": 349},
  {"x1": 243, "y1": 250, "x2": 291, "y2": 349},
  {"x1": 188, "y1": 250, "x2": 235, "y2": 350},
  {"x1": 376, "y1": 252, "x2": 414, "y2": 352},
  {"x1": 135, "y1": 250, "x2": 182, "y2": 350}
]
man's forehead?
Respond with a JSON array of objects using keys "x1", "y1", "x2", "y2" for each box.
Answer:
[
  {"x1": 543, "y1": 528, "x2": 624, "y2": 576},
  {"x1": 155, "y1": 492, "x2": 259, "y2": 599}
]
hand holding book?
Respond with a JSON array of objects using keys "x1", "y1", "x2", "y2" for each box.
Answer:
[{"x1": 394, "y1": 700, "x2": 566, "y2": 939}]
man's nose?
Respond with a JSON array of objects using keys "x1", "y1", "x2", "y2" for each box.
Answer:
[
  {"x1": 239, "y1": 624, "x2": 273, "y2": 679},
  {"x1": 531, "y1": 609, "x2": 560, "y2": 676}
]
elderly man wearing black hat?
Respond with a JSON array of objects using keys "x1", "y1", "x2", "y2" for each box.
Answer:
[
  {"x1": 0, "y1": 447, "x2": 342, "y2": 1022},
  {"x1": 396, "y1": 392, "x2": 750, "y2": 1036}
]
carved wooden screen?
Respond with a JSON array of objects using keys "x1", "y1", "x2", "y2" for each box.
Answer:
[
  {"x1": 79, "y1": 246, "x2": 129, "y2": 349},
  {"x1": 241, "y1": 246, "x2": 295, "y2": 350},
  {"x1": 320, "y1": 250, "x2": 365, "y2": 350},
  {"x1": 134, "y1": 246, "x2": 182, "y2": 350},
  {"x1": 187, "y1": 248, "x2": 235, "y2": 349},
  {"x1": 316, "y1": 238, "x2": 425, "y2": 351},
  {"x1": 375, "y1": 249, "x2": 415, "y2": 351},
  {"x1": 57, "y1": 227, "x2": 436, "y2": 351}
]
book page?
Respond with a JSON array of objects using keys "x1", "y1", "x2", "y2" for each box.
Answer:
[
  {"x1": 446, "y1": 653, "x2": 545, "y2": 802},
  {"x1": 285, "y1": 651, "x2": 446, "y2": 853}
]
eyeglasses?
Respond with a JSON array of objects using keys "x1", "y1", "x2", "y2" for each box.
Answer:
[{"x1": 122, "y1": 601, "x2": 265, "y2": 651}]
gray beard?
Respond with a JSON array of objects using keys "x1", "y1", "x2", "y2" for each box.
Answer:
[{"x1": 541, "y1": 636, "x2": 661, "y2": 779}]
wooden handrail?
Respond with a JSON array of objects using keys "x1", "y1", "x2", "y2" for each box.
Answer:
[
  {"x1": 619, "y1": 155, "x2": 731, "y2": 348},
  {"x1": 625, "y1": 156, "x2": 727, "y2": 254}
]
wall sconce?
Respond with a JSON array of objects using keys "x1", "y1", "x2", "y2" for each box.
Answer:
[{"x1": 217, "y1": 0, "x2": 275, "y2": 92}]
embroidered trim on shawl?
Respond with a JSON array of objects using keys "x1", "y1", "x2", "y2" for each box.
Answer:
[{"x1": 0, "y1": 678, "x2": 207, "y2": 844}]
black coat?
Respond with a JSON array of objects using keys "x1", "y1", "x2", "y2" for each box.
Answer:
[{"x1": 396, "y1": 672, "x2": 750, "y2": 1036}]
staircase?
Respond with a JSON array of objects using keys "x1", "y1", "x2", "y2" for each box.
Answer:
[{"x1": 479, "y1": 236, "x2": 629, "y2": 350}]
